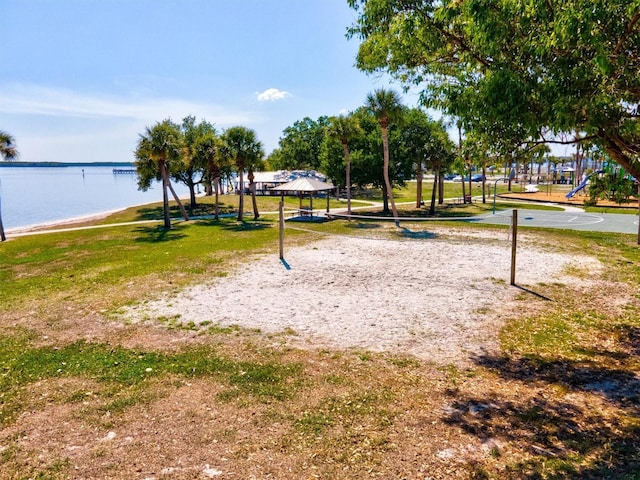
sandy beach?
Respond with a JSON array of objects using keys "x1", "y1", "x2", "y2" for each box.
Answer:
[
  {"x1": 120, "y1": 227, "x2": 601, "y2": 366},
  {"x1": 4, "y1": 208, "x2": 129, "y2": 235}
]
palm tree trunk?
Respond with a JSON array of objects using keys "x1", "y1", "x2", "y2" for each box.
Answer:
[
  {"x1": 438, "y1": 171, "x2": 444, "y2": 204},
  {"x1": 342, "y1": 141, "x2": 352, "y2": 217},
  {"x1": 429, "y1": 171, "x2": 437, "y2": 215},
  {"x1": 461, "y1": 171, "x2": 467, "y2": 203},
  {"x1": 382, "y1": 188, "x2": 389, "y2": 213},
  {"x1": 0, "y1": 193, "x2": 6, "y2": 242},
  {"x1": 481, "y1": 165, "x2": 487, "y2": 203},
  {"x1": 237, "y1": 169, "x2": 245, "y2": 221},
  {"x1": 160, "y1": 161, "x2": 172, "y2": 229},
  {"x1": 248, "y1": 168, "x2": 259, "y2": 220},
  {"x1": 381, "y1": 126, "x2": 399, "y2": 226},
  {"x1": 167, "y1": 182, "x2": 189, "y2": 221},
  {"x1": 214, "y1": 175, "x2": 220, "y2": 221},
  {"x1": 416, "y1": 161, "x2": 423, "y2": 208}
]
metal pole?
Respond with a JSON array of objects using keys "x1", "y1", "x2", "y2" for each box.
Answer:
[
  {"x1": 279, "y1": 201, "x2": 284, "y2": 260},
  {"x1": 510, "y1": 209, "x2": 518, "y2": 285},
  {"x1": 493, "y1": 178, "x2": 508, "y2": 214}
]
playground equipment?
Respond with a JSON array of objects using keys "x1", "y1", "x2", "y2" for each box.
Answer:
[{"x1": 565, "y1": 170, "x2": 604, "y2": 199}]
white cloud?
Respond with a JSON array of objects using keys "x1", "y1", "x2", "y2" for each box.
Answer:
[
  {"x1": 0, "y1": 83, "x2": 251, "y2": 125},
  {"x1": 0, "y1": 83, "x2": 267, "y2": 163},
  {"x1": 256, "y1": 88, "x2": 291, "y2": 102}
]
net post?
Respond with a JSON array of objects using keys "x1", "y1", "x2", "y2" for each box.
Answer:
[
  {"x1": 637, "y1": 197, "x2": 639, "y2": 246},
  {"x1": 279, "y1": 201, "x2": 285, "y2": 260},
  {"x1": 510, "y1": 209, "x2": 518, "y2": 285}
]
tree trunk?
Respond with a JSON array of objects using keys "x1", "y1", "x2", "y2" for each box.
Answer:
[
  {"x1": 381, "y1": 187, "x2": 389, "y2": 213},
  {"x1": 429, "y1": 169, "x2": 438, "y2": 216},
  {"x1": 248, "y1": 168, "x2": 259, "y2": 220},
  {"x1": 381, "y1": 125, "x2": 399, "y2": 226},
  {"x1": 0, "y1": 193, "x2": 6, "y2": 242},
  {"x1": 416, "y1": 160, "x2": 423, "y2": 208},
  {"x1": 481, "y1": 165, "x2": 487, "y2": 204},
  {"x1": 237, "y1": 168, "x2": 245, "y2": 221},
  {"x1": 167, "y1": 182, "x2": 189, "y2": 221},
  {"x1": 160, "y1": 161, "x2": 172, "y2": 229},
  {"x1": 461, "y1": 171, "x2": 467, "y2": 203},
  {"x1": 342, "y1": 141, "x2": 352, "y2": 217},
  {"x1": 188, "y1": 182, "x2": 197, "y2": 210},
  {"x1": 213, "y1": 176, "x2": 220, "y2": 221},
  {"x1": 438, "y1": 171, "x2": 444, "y2": 204}
]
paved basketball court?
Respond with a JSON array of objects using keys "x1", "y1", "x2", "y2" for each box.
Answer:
[{"x1": 477, "y1": 208, "x2": 639, "y2": 235}]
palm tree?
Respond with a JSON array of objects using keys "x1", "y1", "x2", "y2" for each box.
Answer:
[
  {"x1": 327, "y1": 114, "x2": 362, "y2": 217},
  {"x1": 222, "y1": 127, "x2": 264, "y2": 221},
  {"x1": 0, "y1": 130, "x2": 18, "y2": 242},
  {"x1": 194, "y1": 131, "x2": 224, "y2": 220},
  {"x1": 178, "y1": 116, "x2": 215, "y2": 210},
  {"x1": 365, "y1": 89, "x2": 403, "y2": 226},
  {"x1": 135, "y1": 119, "x2": 189, "y2": 229}
]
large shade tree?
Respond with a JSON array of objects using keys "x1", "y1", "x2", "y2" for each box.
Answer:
[
  {"x1": 176, "y1": 116, "x2": 217, "y2": 210},
  {"x1": 0, "y1": 130, "x2": 17, "y2": 242},
  {"x1": 135, "y1": 119, "x2": 189, "y2": 229},
  {"x1": 366, "y1": 88, "x2": 403, "y2": 226},
  {"x1": 268, "y1": 116, "x2": 329, "y2": 171},
  {"x1": 398, "y1": 108, "x2": 455, "y2": 210},
  {"x1": 193, "y1": 130, "x2": 226, "y2": 220},
  {"x1": 322, "y1": 106, "x2": 415, "y2": 212},
  {"x1": 348, "y1": 0, "x2": 640, "y2": 181},
  {"x1": 222, "y1": 126, "x2": 264, "y2": 221}
]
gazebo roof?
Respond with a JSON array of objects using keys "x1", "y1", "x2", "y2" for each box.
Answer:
[{"x1": 272, "y1": 178, "x2": 335, "y2": 193}]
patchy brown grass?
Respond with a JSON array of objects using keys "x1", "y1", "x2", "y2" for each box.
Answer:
[{"x1": 1, "y1": 223, "x2": 639, "y2": 479}]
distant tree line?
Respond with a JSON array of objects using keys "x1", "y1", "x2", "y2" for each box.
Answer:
[{"x1": 267, "y1": 91, "x2": 456, "y2": 220}]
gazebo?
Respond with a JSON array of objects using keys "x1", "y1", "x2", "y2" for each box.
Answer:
[{"x1": 271, "y1": 177, "x2": 336, "y2": 218}]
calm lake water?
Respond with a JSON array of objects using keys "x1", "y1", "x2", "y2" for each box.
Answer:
[{"x1": 0, "y1": 166, "x2": 191, "y2": 230}]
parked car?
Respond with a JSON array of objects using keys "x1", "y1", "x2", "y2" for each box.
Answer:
[
  {"x1": 452, "y1": 174, "x2": 484, "y2": 182},
  {"x1": 443, "y1": 173, "x2": 458, "y2": 180}
]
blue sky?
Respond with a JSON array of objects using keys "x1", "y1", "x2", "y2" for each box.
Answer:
[{"x1": 0, "y1": 0, "x2": 423, "y2": 163}]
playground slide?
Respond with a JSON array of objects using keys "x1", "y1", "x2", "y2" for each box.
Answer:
[
  {"x1": 565, "y1": 178, "x2": 589, "y2": 199},
  {"x1": 565, "y1": 170, "x2": 604, "y2": 199}
]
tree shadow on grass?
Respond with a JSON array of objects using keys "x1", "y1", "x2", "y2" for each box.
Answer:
[
  {"x1": 397, "y1": 227, "x2": 438, "y2": 239},
  {"x1": 133, "y1": 203, "x2": 235, "y2": 222},
  {"x1": 613, "y1": 325, "x2": 640, "y2": 357},
  {"x1": 217, "y1": 219, "x2": 272, "y2": 233},
  {"x1": 344, "y1": 222, "x2": 382, "y2": 230},
  {"x1": 442, "y1": 353, "x2": 640, "y2": 478},
  {"x1": 133, "y1": 224, "x2": 188, "y2": 243}
]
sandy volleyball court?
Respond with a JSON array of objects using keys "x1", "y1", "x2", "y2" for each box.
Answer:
[{"x1": 122, "y1": 228, "x2": 601, "y2": 365}]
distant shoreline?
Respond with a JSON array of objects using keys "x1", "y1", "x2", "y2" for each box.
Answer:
[{"x1": 0, "y1": 161, "x2": 135, "y2": 168}]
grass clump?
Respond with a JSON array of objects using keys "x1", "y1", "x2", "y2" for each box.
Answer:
[{"x1": 0, "y1": 332, "x2": 302, "y2": 427}]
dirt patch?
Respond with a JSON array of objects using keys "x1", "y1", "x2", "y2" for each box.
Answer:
[{"x1": 121, "y1": 228, "x2": 601, "y2": 367}]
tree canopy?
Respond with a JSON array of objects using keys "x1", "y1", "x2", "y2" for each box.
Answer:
[
  {"x1": 268, "y1": 116, "x2": 329, "y2": 171},
  {"x1": 0, "y1": 130, "x2": 18, "y2": 241},
  {"x1": 348, "y1": 0, "x2": 640, "y2": 180}
]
